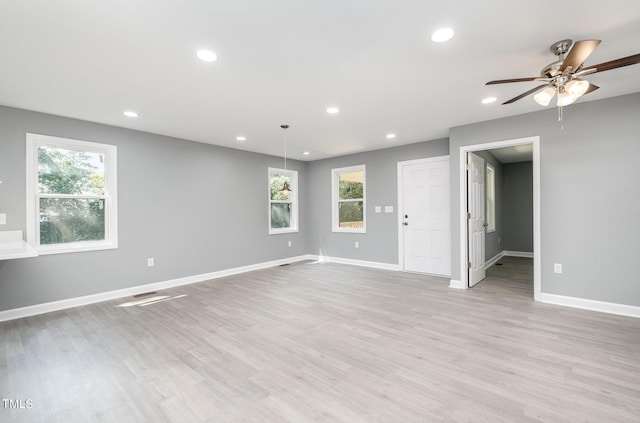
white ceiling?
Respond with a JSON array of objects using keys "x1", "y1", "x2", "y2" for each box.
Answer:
[
  {"x1": 488, "y1": 145, "x2": 533, "y2": 164},
  {"x1": 1, "y1": 1, "x2": 639, "y2": 161}
]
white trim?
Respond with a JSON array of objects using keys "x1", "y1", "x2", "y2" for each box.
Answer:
[
  {"x1": 485, "y1": 250, "x2": 533, "y2": 269},
  {"x1": 458, "y1": 136, "x2": 541, "y2": 301},
  {"x1": 331, "y1": 164, "x2": 366, "y2": 233},
  {"x1": 0, "y1": 255, "x2": 314, "y2": 322},
  {"x1": 397, "y1": 155, "x2": 450, "y2": 272},
  {"x1": 503, "y1": 250, "x2": 534, "y2": 258},
  {"x1": 485, "y1": 251, "x2": 505, "y2": 268},
  {"x1": 449, "y1": 279, "x2": 465, "y2": 289},
  {"x1": 540, "y1": 293, "x2": 640, "y2": 318},
  {"x1": 308, "y1": 254, "x2": 400, "y2": 271}
]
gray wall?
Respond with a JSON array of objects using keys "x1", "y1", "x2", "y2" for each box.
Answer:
[
  {"x1": 0, "y1": 106, "x2": 308, "y2": 311},
  {"x1": 503, "y1": 161, "x2": 533, "y2": 253},
  {"x1": 306, "y1": 140, "x2": 449, "y2": 264},
  {"x1": 450, "y1": 92, "x2": 640, "y2": 306}
]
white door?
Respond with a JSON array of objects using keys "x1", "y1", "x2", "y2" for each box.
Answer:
[
  {"x1": 467, "y1": 152, "x2": 486, "y2": 287},
  {"x1": 399, "y1": 157, "x2": 450, "y2": 276}
]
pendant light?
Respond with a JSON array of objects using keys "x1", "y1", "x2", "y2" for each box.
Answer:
[{"x1": 279, "y1": 124, "x2": 292, "y2": 193}]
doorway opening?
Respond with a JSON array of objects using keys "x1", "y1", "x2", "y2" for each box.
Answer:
[{"x1": 457, "y1": 136, "x2": 541, "y2": 300}]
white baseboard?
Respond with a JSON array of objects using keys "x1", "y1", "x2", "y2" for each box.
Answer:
[
  {"x1": 0, "y1": 255, "x2": 314, "y2": 323},
  {"x1": 503, "y1": 250, "x2": 534, "y2": 258},
  {"x1": 449, "y1": 279, "x2": 465, "y2": 289},
  {"x1": 485, "y1": 251, "x2": 505, "y2": 268},
  {"x1": 539, "y1": 293, "x2": 640, "y2": 318},
  {"x1": 308, "y1": 255, "x2": 400, "y2": 271}
]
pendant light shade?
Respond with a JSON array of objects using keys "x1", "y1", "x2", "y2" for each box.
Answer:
[
  {"x1": 280, "y1": 181, "x2": 292, "y2": 193},
  {"x1": 279, "y1": 124, "x2": 292, "y2": 193}
]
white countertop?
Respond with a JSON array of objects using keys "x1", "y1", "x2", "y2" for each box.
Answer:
[{"x1": 0, "y1": 231, "x2": 39, "y2": 260}]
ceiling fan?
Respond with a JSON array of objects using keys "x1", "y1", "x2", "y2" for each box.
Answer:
[{"x1": 486, "y1": 39, "x2": 640, "y2": 108}]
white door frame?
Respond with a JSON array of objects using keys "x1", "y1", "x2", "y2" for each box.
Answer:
[
  {"x1": 397, "y1": 155, "x2": 450, "y2": 274},
  {"x1": 456, "y1": 136, "x2": 541, "y2": 300}
]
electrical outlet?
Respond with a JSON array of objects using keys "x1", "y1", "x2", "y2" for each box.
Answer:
[
  {"x1": 147, "y1": 258, "x2": 155, "y2": 267},
  {"x1": 554, "y1": 263, "x2": 562, "y2": 274},
  {"x1": 288, "y1": 240, "x2": 292, "y2": 247},
  {"x1": 355, "y1": 241, "x2": 359, "y2": 249}
]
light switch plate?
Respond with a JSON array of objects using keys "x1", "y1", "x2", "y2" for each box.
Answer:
[
  {"x1": 375, "y1": 206, "x2": 382, "y2": 213},
  {"x1": 0, "y1": 213, "x2": 6, "y2": 225},
  {"x1": 384, "y1": 206, "x2": 393, "y2": 213}
]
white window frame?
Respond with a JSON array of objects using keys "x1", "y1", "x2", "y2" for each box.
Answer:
[
  {"x1": 486, "y1": 163, "x2": 496, "y2": 233},
  {"x1": 26, "y1": 133, "x2": 118, "y2": 254},
  {"x1": 268, "y1": 167, "x2": 298, "y2": 235},
  {"x1": 332, "y1": 164, "x2": 366, "y2": 233}
]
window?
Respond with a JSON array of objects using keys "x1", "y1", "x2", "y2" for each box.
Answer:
[
  {"x1": 486, "y1": 163, "x2": 496, "y2": 232},
  {"x1": 268, "y1": 168, "x2": 298, "y2": 234},
  {"x1": 26, "y1": 133, "x2": 118, "y2": 254},
  {"x1": 332, "y1": 165, "x2": 366, "y2": 233}
]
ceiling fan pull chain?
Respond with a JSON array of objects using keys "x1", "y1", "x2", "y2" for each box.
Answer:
[{"x1": 558, "y1": 103, "x2": 564, "y2": 129}]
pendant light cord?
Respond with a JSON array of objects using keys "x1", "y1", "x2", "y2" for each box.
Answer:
[{"x1": 281, "y1": 124, "x2": 289, "y2": 173}]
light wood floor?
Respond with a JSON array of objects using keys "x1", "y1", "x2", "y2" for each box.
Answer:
[{"x1": 2, "y1": 258, "x2": 639, "y2": 422}]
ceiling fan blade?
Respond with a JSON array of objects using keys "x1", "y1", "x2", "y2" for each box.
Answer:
[
  {"x1": 584, "y1": 82, "x2": 600, "y2": 95},
  {"x1": 486, "y1": 77, "x2": 540, "y2": 85},
  {"x1": 560, "y1": 39, "x2": 601, "y2": 72},
  {"x1": 580, "y1": 53, "x2": 640, "y2": 73},
  {"x1": 502, "y1": 84, "x2": 549, "y2": 105}
]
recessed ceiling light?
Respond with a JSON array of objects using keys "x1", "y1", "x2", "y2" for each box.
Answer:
[
  {"x1": 386, "y1": 133, "x2": 397, "y2": 139},
  {"x1": 197, "y1": 49, "x2": 217, "y2": 62},
  {"x1": 123, "y1": 110, "x2": 138, "y2": 118},
  {"x1": 431, "y1": 28, "x2": 455, "y2": 43},
  {"x1": 482, "y1": 97, "x2": 497, "y2": 104},
  {"x1": 236, "y1": 136, "x2": 246, "y2": 141},
  {"x1": 326, "y1": 107, "x2": 339, "y2": 114},
  {"x1": 303, "y1": 151, "x2": 310, "y2": 155}
]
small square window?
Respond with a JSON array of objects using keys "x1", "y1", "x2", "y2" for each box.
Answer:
[{"x1": 486, "y1": 164, "x2": 496, "y2": 233}]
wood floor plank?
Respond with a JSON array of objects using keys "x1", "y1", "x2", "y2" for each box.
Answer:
[{"x1": 1, "y1": 257, "x2": 640, "y2": 422}]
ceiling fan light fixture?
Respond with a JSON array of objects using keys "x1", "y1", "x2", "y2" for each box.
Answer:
[
  {"x1": 557, "y1": 90, "x2": 577, "y2": 107},
  {"x1": 534, "y1": 86, "x2": 556, "y2": 106},
  {"x1": 566, "y1": 79, "x2": 589, "y2": 97}
]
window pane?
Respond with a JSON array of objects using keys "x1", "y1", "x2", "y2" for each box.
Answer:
[
  {"x1": 270, "y1": 174, "x2": 290, "y2": 201},
  {"x1": 339, "y1": 201, "x2": 363, "y2": 228},
  {"x1": 270, "y1": 203, "x2": 291, "y2": 229},
  {"x1": 339, "y1": 171, "x2": 363, "y2": 200},
  {"x1": 39, "y1": 198, "x2": 105, "y2": 245},
  {"x1": 38, "y1": 146, "x2": 105, "y2": 195}
]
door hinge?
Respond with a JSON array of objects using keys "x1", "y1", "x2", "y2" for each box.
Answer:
[
  {"x1": 467, "y1": 212, "x2": 471, "y2": 219},
  {"x1": 466, "y1": 163, "x2": 472, "y2": 171},
  {"x1": 468, "y1": 262, "x2": 472, "y2": 269}
]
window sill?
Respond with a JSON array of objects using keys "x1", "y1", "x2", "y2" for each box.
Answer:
[
  {"x1": 36, "y1": 242, "x2": 117, "y2": 255},
  {"x1": 332, "y1": 228, "x2": 367, "y2": 234},
  {"x1": 0, "y1": 231, "x2": 39, "y2": 260},
  {"x1": 269, "y1": 228, "x2": 299, "y2": 235}
]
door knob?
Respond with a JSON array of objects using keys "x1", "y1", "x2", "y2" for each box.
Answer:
[
  {"x1": 403, "y1": 222, "x2": 408, "y2": 226},
  {"x1": 404, "y1": 214, "x2": 408, "y2": 218}
]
